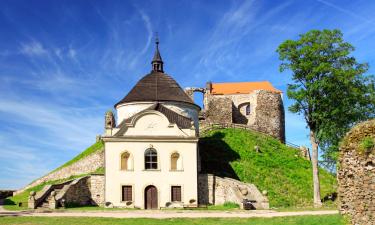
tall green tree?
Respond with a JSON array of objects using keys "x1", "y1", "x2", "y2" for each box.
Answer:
[{"x1": 277, "y1": 29, "x2": 374, "y2": 207}]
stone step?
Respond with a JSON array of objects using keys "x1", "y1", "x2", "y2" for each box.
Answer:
[{"x1": 40, "y1": 202, "x2": 49, "y2": 208}]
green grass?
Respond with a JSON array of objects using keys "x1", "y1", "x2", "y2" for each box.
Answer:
[
  {"x1": 199, "y1": 128, "x2": 337, "y2": 208},
  {"x1": 62, "y1": 206, "x2": 137, "y2": 211},
  {"x1": 207, "y1": 202, "x2": 240, "y2": 210},
  {"x1": 4, "y1": 174, "x2": 90, "y2": 211},
  {"x1": 0, "y1": 215, "x2": 347, "y2": 225},
  {"x1": 5, "y1": 141, "x2": 105, "y2": 211},
  {"x1": 52, "y1": 141, "x2": 104, "y2": 172}
]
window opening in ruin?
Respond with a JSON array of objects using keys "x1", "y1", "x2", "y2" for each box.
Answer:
[{"x1": 246, "y1": 104, "x2": 251, "y2": 115}]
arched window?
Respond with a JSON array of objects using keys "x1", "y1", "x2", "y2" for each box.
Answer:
[
  {"x1": 171, "y1": 152, "x2": 180, "y2": 170},
  {"x1": 145, "y1": 148, "x2": 158, "y2": 170},
  {"x1": 246, "y1": 104, "x2": 251, "y2": 115},
  {"x1": 121, "y1": 152, "x2": 131, "y2": 170}
]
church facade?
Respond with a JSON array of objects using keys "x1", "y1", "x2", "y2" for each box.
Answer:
[{"x1": 102, "y1": 40, "x2": 200, "y2": 209}]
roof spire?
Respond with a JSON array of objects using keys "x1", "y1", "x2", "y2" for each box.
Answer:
[{"x1": 151, "y1": 32, "x2": 164, "y2": 72}]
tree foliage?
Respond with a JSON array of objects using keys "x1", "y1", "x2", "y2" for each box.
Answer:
[{"x1": 277, "y1": 29, "x2": 375, "y2": 167}]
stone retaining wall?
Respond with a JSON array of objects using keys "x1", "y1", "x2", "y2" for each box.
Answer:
[
  {"x1": 16, "y1": 147, "x2": 104, "y2": 195},
  {"x1": 89, "y1": 175, "x2": 105, "y2": 206},
  {"x1": 338, "y1": 119, "x2": 375, "y2": 225},
  {"x1": 198, "y1": 173, "x2": 269, "y2": 209}
]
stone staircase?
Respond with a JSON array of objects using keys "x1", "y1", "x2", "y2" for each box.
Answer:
[
  {"x1": 29, "y1": 176, "x2": 93, "y2": 210},
  {"x1": 36, "y1": 188, "x2": 63, "y2": 209},
  {"x1": 29, "y1": 180, "x2": 72, "y2": 210}
]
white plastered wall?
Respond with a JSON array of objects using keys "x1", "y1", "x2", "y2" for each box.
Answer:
[
  {"x1": 104, "y1": 110, "x2": 198, "y2": 209},
  {"x1": 104, "y1": 140, "x2": 198, "y2": 209}
]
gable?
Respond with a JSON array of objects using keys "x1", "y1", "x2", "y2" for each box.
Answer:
[{"x1": 114, "y1": 110, "x2": 193, "y2": 137}]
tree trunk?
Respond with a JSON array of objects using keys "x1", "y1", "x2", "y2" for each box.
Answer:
[{"x1": 309, "y1": 130, "x2": 322, "y2": 208}]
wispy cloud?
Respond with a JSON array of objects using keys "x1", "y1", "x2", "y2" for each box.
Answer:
[
  {"x1": 138, "y1": 9, "x2": 153, "y2": 55},
  {"x1": 20, "y1": 41, "x2": 48, "y2": 56},
  {"x1": 316, "y1": 0, "x2": 374, "y2": 25},
  {"x1": 189, "y1": 1, "x2": 293, "y2": 82}
]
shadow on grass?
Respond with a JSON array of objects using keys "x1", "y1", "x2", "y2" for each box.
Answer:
[{"x1": 199, "y1": 132, "x2": 240, "y2": 180}]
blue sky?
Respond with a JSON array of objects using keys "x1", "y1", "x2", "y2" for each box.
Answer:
[{"x1": 1, "y1": 0, "x2": 375, "y2": 189}]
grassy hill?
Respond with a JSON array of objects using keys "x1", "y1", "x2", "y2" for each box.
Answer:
[
  {"x1": 199, "y1": 128, "x2": 337, "y2": 208},
  {"x1": 4, "y1": 142, "x2": 104, "y2": 210},
  {"x1": 6, "y1": 128, "x2": 337, "y2": 210}
]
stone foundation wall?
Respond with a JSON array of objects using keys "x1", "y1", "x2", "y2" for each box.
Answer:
[
  {"x1": 338, "y1": 119, "x2": 375, "y2": 225},
  {"x1": 62, "y1": 177, "x2": 92, "y2": 206},
  {"x1": 16, "y1": 147, "x2": 104, "y2": 195},
  {"x1": 90, "y1": 175, "x2": 105, "y2": 206},
  {"x1": 198, "y1": 173, "x2": 269, "y2": 209}
]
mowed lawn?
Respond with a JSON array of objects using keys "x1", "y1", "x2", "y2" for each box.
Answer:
[{"x1": 0, "y1": 215, "x2": 347, "y2": 225}]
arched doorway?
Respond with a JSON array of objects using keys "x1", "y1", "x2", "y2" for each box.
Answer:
[{"x1": 144, "y1": 185, "x2": 158, "y2": 209}]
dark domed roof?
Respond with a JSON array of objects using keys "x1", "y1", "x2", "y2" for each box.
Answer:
[{"x1": 114, "y1": 71, "x2": 197, "y2": 108}]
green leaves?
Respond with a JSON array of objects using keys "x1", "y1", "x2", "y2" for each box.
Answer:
[{"x1": 277, "y1": 29, "x2": 375, "y2": 165}]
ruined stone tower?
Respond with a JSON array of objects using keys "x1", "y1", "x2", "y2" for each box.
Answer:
[{"x1": 185, "y1": 81, "x2": 285, "y2": 142}]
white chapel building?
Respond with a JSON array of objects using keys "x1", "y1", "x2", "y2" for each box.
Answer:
[{"x1": 102, "y1": 39, "x2": 200, "y2": 209}]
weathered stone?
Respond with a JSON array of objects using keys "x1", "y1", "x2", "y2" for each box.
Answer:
[
  {"x1": 202, "y1": 89, "x2": 285, "y2": 142},
  {"x1": 250, "y1": 90, "x2": 285, "y2": 142},
  {"x1": 16, "y1": 147, "x2": 104, "y2": 195},
  {"x1": 205, "y1": 97, "x2": 232, "y2": 124},
  {"x1": 198, "y1": 173, "x2": 269, "y2": 209},
  {"x1": 338, "y1": 119, "x2": 375, "y2": 225}
]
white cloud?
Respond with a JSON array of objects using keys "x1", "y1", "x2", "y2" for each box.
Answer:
[
  {"x1": 20, "y1": 41, "x2": 48, "y2": 56},
  {"x1": 138, "y1": 9, "x2": 153, "y2": 55}
]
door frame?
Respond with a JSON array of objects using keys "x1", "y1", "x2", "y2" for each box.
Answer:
[{"x1": 144, "y1": 185, "x2": 158, "y2": 209}]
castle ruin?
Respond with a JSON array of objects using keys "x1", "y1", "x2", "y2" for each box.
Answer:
[{"x1": 185, "y1": 81, "x2": 285, "y2": 142}]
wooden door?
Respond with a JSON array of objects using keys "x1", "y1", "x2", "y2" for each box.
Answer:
[{"x1": 145, "y1": 185, "x2": 157, "y2": 209}]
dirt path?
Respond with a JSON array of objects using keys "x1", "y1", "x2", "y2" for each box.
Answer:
[{"x1": 0, "y1": 209, "x2": 338, "y2": 218}]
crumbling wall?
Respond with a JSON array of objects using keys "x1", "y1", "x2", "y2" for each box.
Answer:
[
  {"x1": 338, "y1": 119, "x2": 375, "y2": 225},
  {"x1": 203, "y1": 90, "x2": 285, "y2": 142},
  {"x1": 251, "y1": 90, "x2": 285, "y2": 142},
  {"x1": 205, "y1": 97, "x2": 232, "y2": 124}
]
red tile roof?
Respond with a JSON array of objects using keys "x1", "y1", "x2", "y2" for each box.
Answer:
[{"x1": 210, "y1": 81, "x2": 282, "y2": 95}]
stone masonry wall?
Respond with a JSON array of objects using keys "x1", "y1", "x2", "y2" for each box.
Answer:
[
  {"x1": 205, "y1": 97, "x2": 232, "y2": 124},
  {"x1": 15, "y1": 147, "x2": 104, "y2": 195},
  {"x1": 203, "y1": 90, "x2": 285, "y2": 142},
  {"x1": 251, "y1": 90, "x2": 285, "y2": 143},
  {"x1": 198, "y1": 173, "x2": 269, "y2": 209},
  {"x1": 62, "y1": 177, "x2": 92, "y2": 206},
  {"x1": 90, "y1": 175, "x2": 105, "y2": 206},
  {"x1": 338, "y1": 119, "x2": 375, "y2": 225},
  {"x1": 54, "y1": 175, "x2": 105, "y2": 207}
]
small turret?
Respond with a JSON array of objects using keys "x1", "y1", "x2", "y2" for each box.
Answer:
[
  {"x1": 105, "y1": 110, "x2": 116, "y2": 135},
  {"x1": 151, "y1": 36, "x2": 164, "y2": 73}
]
